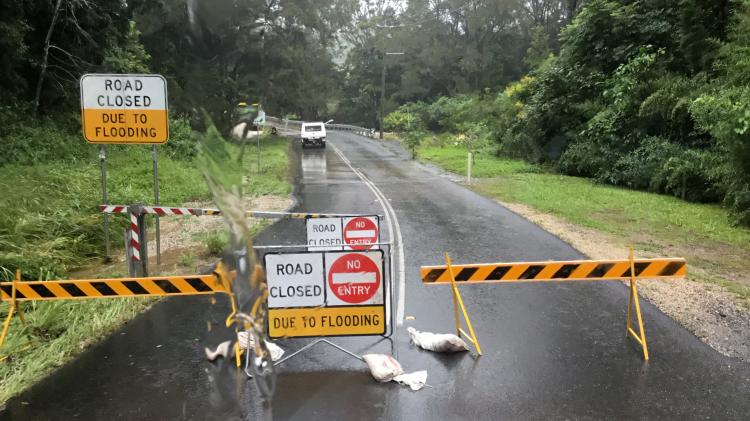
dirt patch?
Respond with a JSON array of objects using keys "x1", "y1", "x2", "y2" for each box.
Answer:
[{"x1": 501, "y1": 201, "x2": 750, "y2": 362}]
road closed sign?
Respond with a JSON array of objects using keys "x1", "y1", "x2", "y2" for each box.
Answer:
[
  {"x1": 80, "y1": 74, "x2": 169, "y2": 144},
  {"x1": 306, "y1": 215, "x2": 380, "y2": 251},
  {"x1": 265, "y1": 250, "x2": 385, "y2": 338},
  {"x1": 306, "y1": 217, "x2": 344, "y2": 251},
  {"x1": 265, "y1": 253, "x2": 325, "y2": 308}
]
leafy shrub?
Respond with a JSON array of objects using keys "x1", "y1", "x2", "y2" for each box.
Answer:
[
  {"x1": 165, "y1": 115, "x2": 197, "y2": 159},
  {"x1": 0, "y1": 107, "x2": 92, "y2": 166},
  {"x1": 203, "y1": 232, "x2": 228, "y2": 256}
]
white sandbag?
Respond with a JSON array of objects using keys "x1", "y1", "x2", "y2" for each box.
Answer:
[
  {"x1": 407, "y1": 327, "x2": 469, "y2": 353},
  {"x1": 362, "y1": 354, "x2": 404, "y2": 382},
  {"x1": 393, "y1": 370, "x2": 428, "y2": 391},
  {"x1": 237, "y1": 331, "x2": 285, "y2": 362},
  {"x1": 205, "y1": 340, "x2": 232, "y2": 361}
]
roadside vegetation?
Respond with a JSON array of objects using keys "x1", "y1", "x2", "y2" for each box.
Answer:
[
  {"x1": 417, "y1": 139, "x2": 750, "y2": 304},
  {"x1": 1, "y1": 0, "x2": 312, "y2": 403},
  {"x1": 416, "y1": 139, "x2": 750, "y2": 359},
  {"x1": 0, "y1": 116, "x2": 292, "y2": 402},
  {"x1": 382, "y1": 1, "x2": 750, "y2": 228}
]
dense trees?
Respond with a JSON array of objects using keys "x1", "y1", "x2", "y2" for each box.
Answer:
[
  {"x1": 337, "y1": 0, "x2": 577, "y2": 127},
  {"x1": 0, "y1": 0, "x2": 355, "y2": 132},
  {"x1": 382, "y1": 0, "x2": 750, "y2": 224},
  {"x1": 2, "y1": 0, "x2": 748, "y2": 222}
]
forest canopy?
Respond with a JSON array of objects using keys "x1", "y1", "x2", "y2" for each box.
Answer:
[{"x1": 1, "y1": 0, "x2": 748, "y2": 223}]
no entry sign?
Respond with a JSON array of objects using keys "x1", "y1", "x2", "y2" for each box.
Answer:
[
  {"x1": 80, "y1": 74, "x2": 169, "y2": 144},
  {"x1": 264, "y1": 250, "x2": 386, "y2": 338},
  {"x1": 343, "y1": 217, "x2": 379, "y2": 250},
  {"x1": 305, "y1": 215, "x2": 380, "y2": 251},
  {"x1": 326, "y1": 252, "x2": 382, "y2": 305}
]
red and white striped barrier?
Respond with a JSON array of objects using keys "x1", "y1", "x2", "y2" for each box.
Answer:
[
  {"x1": 129, "y1": 209, "x2": 141, "y2": 262},
  {"x1": 99, "y1": 205, "x2": 218, "y2": 216},
  {"x1": 100, "y1": 205, "x2": 377, "y2": 219},
  {"x1": 101, "y1": 203, "x2": 383, "y2": 277},
  {"x1": 100, "y1": 205, "x2": 128, "y2": 214}
]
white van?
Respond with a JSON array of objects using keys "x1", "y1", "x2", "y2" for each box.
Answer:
[{"x1": 301, "y1": 122, "x2": 326, "y2": 148}]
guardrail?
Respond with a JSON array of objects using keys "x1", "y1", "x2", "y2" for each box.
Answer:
[{"x1": 265, "y1": 116, "x2": 374, "y2": 138}]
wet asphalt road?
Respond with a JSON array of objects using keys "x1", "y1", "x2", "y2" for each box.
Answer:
[{"x1": 3, "y1": 132, "x2": 750, "y2": 420}]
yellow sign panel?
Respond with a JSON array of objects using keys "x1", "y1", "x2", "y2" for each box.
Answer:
[
  {"x1": 80, "y1": 74, "x2": 169, "y2": 144},
  {"x1": 268, "y1": 306, "x2": 385, "y2": 338}
]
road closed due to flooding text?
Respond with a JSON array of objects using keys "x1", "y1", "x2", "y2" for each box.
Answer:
[
  {"x1": 268, "y1": 306, "x2": 385, "y2": 337},
  {"x1": 80, "y1": 74, "x2": 169, "y2": 144},
  {"x1": 264, "y1": 250, "x2": 385, "y2": 338}
]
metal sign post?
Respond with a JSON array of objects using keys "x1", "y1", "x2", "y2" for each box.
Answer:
[
  {"x1": 152, "y1": 145, "x2": 160, "y2": 265},
  {"x1": 80, "y1": 73, "x2": 169, "y2": 270},
  {"x1": 99, "y1": 145, "x2": 110, "y2": 261}
]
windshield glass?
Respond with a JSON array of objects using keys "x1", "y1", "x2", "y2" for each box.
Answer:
[{"x1": 304, "y1": 125, "x2": 323, "y2": 132}]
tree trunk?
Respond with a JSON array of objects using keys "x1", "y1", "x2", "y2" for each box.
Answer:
[{"x1": 33, "y1": 0, "x2": 63, "y2": 118}]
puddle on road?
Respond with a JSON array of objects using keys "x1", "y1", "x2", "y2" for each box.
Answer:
[{"x1": 301, "y1": 148, "x2": 327, "y2": 177}]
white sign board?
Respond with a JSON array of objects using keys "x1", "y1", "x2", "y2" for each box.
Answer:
[
  {"x1": 306, "y1": 215, "x2": 380, "y2": 251},
  {"x1": 306, "y1": 217, "x2": 344, "y2": 251},
  {"x1": 264, "y1": 250, "x2": 386, "y2": 338},
  {"x1": 266, "y1": 253, "x2": 325, "y2": 308},
  {"x1": 80, "y1": 74, "x2": 169, "y2": 144}
]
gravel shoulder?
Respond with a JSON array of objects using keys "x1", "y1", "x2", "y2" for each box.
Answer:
[{"x1": 499, "y1": 201, "x2": 750, "y2": 362}]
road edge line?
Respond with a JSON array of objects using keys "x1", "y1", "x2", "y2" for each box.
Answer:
[{"x1": 329, "y1": 142, "x2": 407, "y2": 327}]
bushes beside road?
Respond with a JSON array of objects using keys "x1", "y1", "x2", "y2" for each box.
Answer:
[
  {"x1": 0, "y1": 115, "x2": 292, "y2": 403},
  {"x1": 385, "y1": 1, "x2": 750, "y2": 227}
]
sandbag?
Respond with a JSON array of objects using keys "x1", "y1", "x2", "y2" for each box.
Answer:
[
  {"x1": 205, "y1": 340, "x2": 232, "y2": 361},
  {"x1": 237, "y1": 331, "x2": 285, "y2": 362},
  {"x1": 393, "y1": 370, "x2": 428, "y2": 391},
  {"x1": 407, "y1": 326, "x2": 469, "y2": 353},
  {"x1": 362, "y1": 354, "x2": 404, "y2": 382}
]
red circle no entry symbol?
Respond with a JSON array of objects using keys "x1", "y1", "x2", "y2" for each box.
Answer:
[
  {"x1": 328, "y1": 253, "x2": 381, "y2": 304},
  {"x1": 343, "y1": 217, "x2": 378, "y2": 250}
]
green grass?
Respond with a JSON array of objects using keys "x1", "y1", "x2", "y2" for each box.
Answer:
[
  {"x1": 418, "y1": 144, "x2": 750, "y2": 248},
  {"x1": 419, "y1": 144, "x2": 540, "y2": 177},
  {"x1": 0, "y1": 147, "x2": 208, "y2": 279},
  {"x1": 475, "y1": 171, "x2": 750, "y2": 248},
  {"x1": 418, "y1": 143, "x2": 750, "y2": 307},
  {"x1": 246, "y1": 136, "x2": 294, "y2": 196},
  {"x1": 0, "y1": 133, "x2": 291, "y2": 403}
]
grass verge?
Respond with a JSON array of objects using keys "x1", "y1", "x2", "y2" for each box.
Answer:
[
  {"x1": 0, "y1": 134, "x2": 291, "y2": 403},
  {"x1": 417, "y1": 143, "x2": 750, "y2": 304}
]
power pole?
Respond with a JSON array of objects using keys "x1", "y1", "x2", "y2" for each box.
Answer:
[
  {"x1": 380, "y1": 52, "x2": 404, "y2": 140},
  {"x1": 380, "y1": 55, "x2": 385, "y2": 139}
]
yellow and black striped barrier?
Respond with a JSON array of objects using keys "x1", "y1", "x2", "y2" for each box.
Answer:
[
  {"x1": 421, "y1": 257, "x2": 686, "y2": 284},
  {"x1": 421, "y1": 250, "x2": 687, "y2": 361},
  {"x1": 0, "y1": 275, "x2": 228, "y2": 302},
  {"x1": 0, "y1": 267, "x2": 237, "y2": 356}
]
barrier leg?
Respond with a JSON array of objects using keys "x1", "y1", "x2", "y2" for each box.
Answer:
[
  {"x1": 0, "y1": 272, "x2": 20, "y2": 350},
  {"x1": 0, "y1": 304, "x2": 15, "y2": 350},
  {"x1": 625, "y1": 246, "x2": 649, "y2": 361},
  {"x1": 452, "y1": 282, "x2": 460, "y2": 336},
  {"x1": 445, "y1": 253, "x2": 483, "y2": 356}
]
